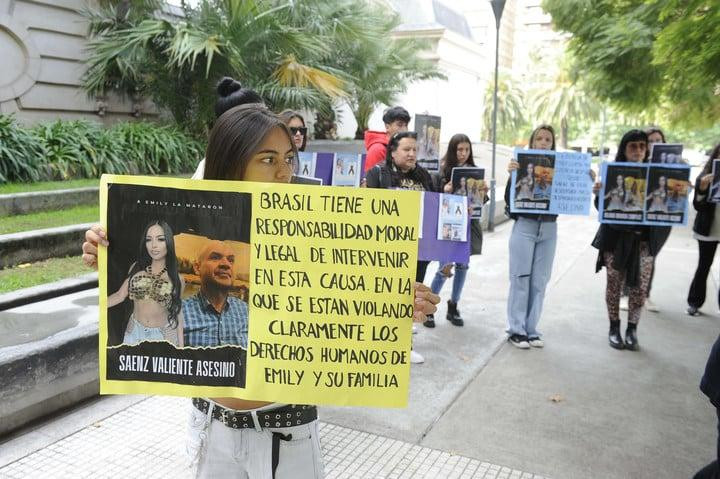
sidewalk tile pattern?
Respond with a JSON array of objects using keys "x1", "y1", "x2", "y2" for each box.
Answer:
[{"x1": 0, "y1": 396, "x2": 545, "y2": 479}]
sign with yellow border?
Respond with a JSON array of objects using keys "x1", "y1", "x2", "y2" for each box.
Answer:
[{"x1": 99, "y1": 175, "x2": 419, "y2": 407}]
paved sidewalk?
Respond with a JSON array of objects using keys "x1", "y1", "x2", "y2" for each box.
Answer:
[{"x1": 0, "y1": 396, "x2": 545, "y2": 479}]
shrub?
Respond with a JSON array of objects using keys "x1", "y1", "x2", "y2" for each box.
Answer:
[
  {"x1": 0, "y1": 115, "x2": 46, "y2": 182},
  {"x1": 0, "y1": 115, "x2": 205, "y2": 183}
]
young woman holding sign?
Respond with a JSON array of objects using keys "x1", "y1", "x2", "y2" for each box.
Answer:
[
  {"x1": 591, "y1": 129, "x2": 666, "y2": 351},
  {"x1": 687, "y1": 143, "x2": 720, "y2": 316},
  {"x1": 503, "y1": 125, "x2": 558, "y2": 349},
  {"x1": 82, "y1": 105, "x2": 440, "y2": 478},
  {"x1": 424, "y1": 133, "x2": 486, "y2": 328}
]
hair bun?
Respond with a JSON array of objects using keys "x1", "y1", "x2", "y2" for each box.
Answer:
[{"x1": 217, "y1": 77, "x2": 242, "y2": 97}]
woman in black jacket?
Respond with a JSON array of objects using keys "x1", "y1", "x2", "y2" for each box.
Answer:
[
  {"x1": 592, "y1": 129, "x2": 663, "y2": 351},
  {"x1": 687, "y1": 143, "x2": 720, "y2": 316},
  {"x1": 366, "y1": 131, "x2": 435, "y2": 365}
]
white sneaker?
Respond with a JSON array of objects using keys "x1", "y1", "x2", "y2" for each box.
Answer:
[
  {"x1": 410, "y1": 350, "x2": 425, "y2": 364},
  {"x1": 528, "y1": 337, "x2": 545, "y2": 348},
  {"x1": 645, "y1": 298, "x2": 659, "y2": 312},
  {"x1": 619, "y1": 296, "x2": 629, "y2": 311}
]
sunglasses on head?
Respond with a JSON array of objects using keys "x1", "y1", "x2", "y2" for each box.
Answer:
[{"x1": 289, "y1": 127, "x2": 307, "y2": 136}]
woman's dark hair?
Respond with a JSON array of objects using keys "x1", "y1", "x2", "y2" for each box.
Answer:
[
  {"x1": 440, "y1": 133, "x2": 474, "y2": 180},
  {"x1": 701, "y1": 142, "x2": 720, "y2": 175},
  {"x1": 529, "y1": 124, "x2": 557, "y2": 151},
  {"x1": 205, "y1": 103, "x2": 297, "y2": 181},
  {"x1": 215, "y1": 77, "x2": 263, "y2": 118},
  {"x1": 279, "y1": 110, "x2": 307, "y2": 151},
  {"x1": 644, "y1": 126, "x2": 666, "y2": 143},
  {"x1": 127, "y1": 220, "x2": 181, "y2": 328},
  {"x1": 615, "y1": 129, "x2": 649, "y2": 162},
  {"x1": 382, "y1": 131, "x2": 431, "y2": 188}
]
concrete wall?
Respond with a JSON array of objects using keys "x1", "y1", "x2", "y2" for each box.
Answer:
[{"x1": 0, "y1": 0, "x2": 159, "y2": 126}]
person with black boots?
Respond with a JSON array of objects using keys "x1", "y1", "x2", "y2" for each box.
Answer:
[
  {"x1": 424, "y1": 134, "x2": 485, "y2": 328},
  {"x1": 592, "y1": 129, "x2": 665, "y2": 351},
  {"x1": 687, "y1": 142, "x2": 720, "y2": 316}
]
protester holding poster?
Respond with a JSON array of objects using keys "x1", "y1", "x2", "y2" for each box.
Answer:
[
  {"x1": 424, "y1": 133, "x2": 486, "y2": 329},
  {"x1": 502, "y1": 125, "x2": 559, "y2": 349},
  {"x1": 83, "y1": 105, "x2": 441, "y2": 478},
  {"x1": 591, "y1": 129, "x2": 669, "y2": 351},
  {"x1": 686, "y1": 143, "x2": 720, "y2": 316},
  {"x1": 366, "y1": 130, "x2": 436, "y2": 364}
]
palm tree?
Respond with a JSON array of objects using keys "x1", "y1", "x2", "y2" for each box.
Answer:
[
  {"x1": 529, "y1": 68, "x2": 600, "y2": 149},
  {"x1": 481, "y1": 74, "x2": 526, "y2": 144},
  {"x1": 82, "y1": 0, "x2": 349, "y2": 134}
]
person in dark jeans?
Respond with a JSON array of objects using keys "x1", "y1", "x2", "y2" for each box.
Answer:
[
  {"x1": 687, "y1": 143, "x2": 720, "y2": 316},
  {"x1": 694, "y1": 334, "x2": 720, "y2": 478}
]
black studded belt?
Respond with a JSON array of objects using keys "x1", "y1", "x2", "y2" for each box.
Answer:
[{"x1": 192, "y1": 398, "x2": 317, "y2": 430}]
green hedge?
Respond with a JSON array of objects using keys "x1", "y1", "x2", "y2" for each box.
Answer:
[{"x1": 0, "y1": 115, "x2": 205, "y2": 183}]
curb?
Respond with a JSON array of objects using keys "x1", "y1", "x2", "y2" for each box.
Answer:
[
  {"x1": 0, "y1": 187, "x2": 98, "y2": 216},
  {"x1": 0, "y1": 272, "x2": 98, "y2": 311},
  {"x1": 0, "y1": 223, "x2": 94, "y2": 269}
]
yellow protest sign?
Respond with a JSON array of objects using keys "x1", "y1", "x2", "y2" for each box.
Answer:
[{"x1": 98, "y1": 175, "x2": 419, "y2": 407}]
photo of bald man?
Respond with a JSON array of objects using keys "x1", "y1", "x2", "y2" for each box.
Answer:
[{"x1": 182, "y1": 240, "x2": 249, "y2": 348}]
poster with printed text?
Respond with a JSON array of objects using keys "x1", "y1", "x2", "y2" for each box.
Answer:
[
  {"x1": 450, "y1": 167, "x2": 485, "y2": 219},
  {"x1": 99, "y1": 175, "x2": 420, "y2": 407},
  {"x1": 598, "y1": 162, "x2": 691, "y2": 225},
  {"x1": 415, "y1": 114, "x2": 441, "y2": 172},
  {"x1": 436, "y1": 193, "x2": 468, "y2": 242},
  {"x1": 510, "y1": 149, "x2": 593, "y2": 216},
  {"x1": 331, "y1": 153, "x2": 362, "y2": 187},
  {"x1": 649, "y1": 143, "x2": 684, "y2": 164}
]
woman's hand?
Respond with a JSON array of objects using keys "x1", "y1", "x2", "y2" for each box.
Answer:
[
  {"x1": 593, "y1": 181, "x2": 602, "y2": 195},
  {"x1": 507, "y1": 161, "x2": 519, "y2": 173},
  {"x1": 412, "y1": 282, "x2": 440, "y2": 323},
  {"x1": 82, "y1": 224, "x2": 108, "y2": 270},
  {"x1": 699, "y1": 173, "x2": 714, "y2": 192},
  {"x1": 589, "y1": 169, "x2": 597, "y2": 182},
  {"x1": 443, "y1": 182, "x2": 453, "y2": 193}
]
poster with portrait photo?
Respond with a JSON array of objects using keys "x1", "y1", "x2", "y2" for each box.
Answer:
[
  {"x1": 104, "y1": 181, "x2": 251, "y2": 389},
  {"x1": 415, "y1": 114, "x2": 441, "y2": 172},
  {"x1": 436, "y1": 193, "x2": 468, "y2": 242},
  {"x1": 450, "y1": 167, "x2": 485, "y2": 219},
  {"x1": 598, "y1": 163, "x2": 648, "y2": 224},
  {"x1": 645, "y1": 164, "x2": 690, "y2": 226},
  {"x1": 710, "y1": 160, "x2": 720, "y2": 203},
  {"x1": 297, "y1": 151, "x2": 317, "y2": 178},
  {"x1": 510, "y1": 151, "x2": 555, "y2": 213},
  {"x1": 649, "y1": 143, "x2": 684, "y2": 164},
  {"x1": 331, "y1": 153, "x2": 362, "y2": 187}
]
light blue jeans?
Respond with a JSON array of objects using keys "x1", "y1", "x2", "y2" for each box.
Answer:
[
  {"x1": 430, "y1": 263, "x2": 469, "y2": 304},
  {"x1": 506, "y1": 217, "x2": 558, "y2": 339}
]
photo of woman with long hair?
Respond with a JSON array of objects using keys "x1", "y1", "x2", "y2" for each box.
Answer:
[
  {"x1": 605, "y1": 174, "x2": 626, "y2": 211},
  {"x1": 647, "y1": 175, "x2": 669, "y2": 213},
  {"x1": 515, "y1": 162, "x2": 535, "y2": 201},
  {"x1": 106, "y1": 219, "x2": 184, "y2": 346}
]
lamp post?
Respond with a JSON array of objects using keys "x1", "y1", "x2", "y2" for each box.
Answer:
[{"x1": 486, "y1": 0, "x2": 505, "y2": 232}]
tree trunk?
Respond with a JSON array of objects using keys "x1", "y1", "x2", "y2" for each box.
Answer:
[{"x1": 561, "y1": 117, "x2": 569, "y2": 149}]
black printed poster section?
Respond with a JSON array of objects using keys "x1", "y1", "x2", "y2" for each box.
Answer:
[{"x1": 106, "y1": 342, "x2": 247, "y2": 387}]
